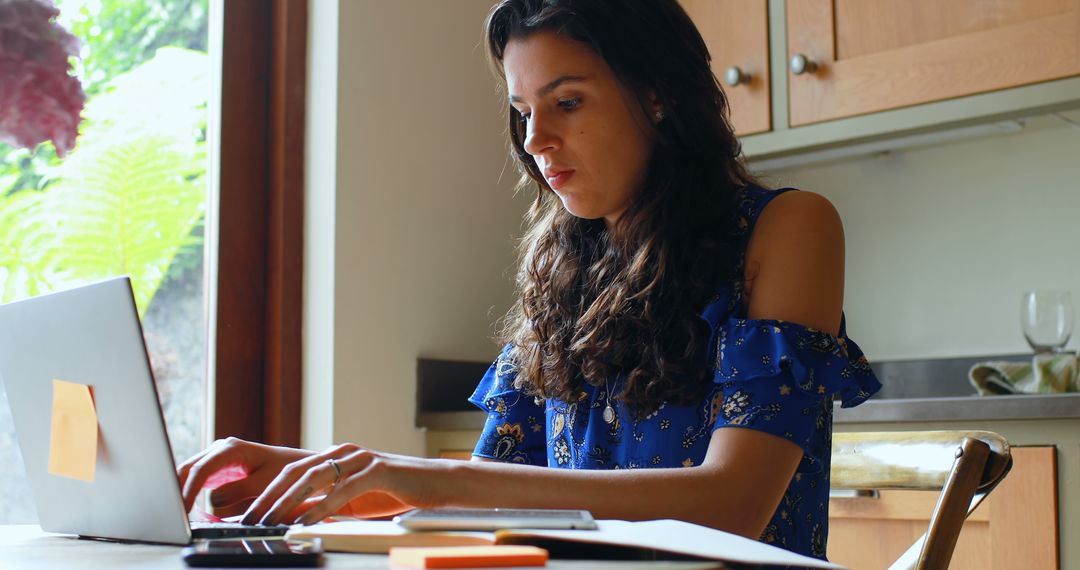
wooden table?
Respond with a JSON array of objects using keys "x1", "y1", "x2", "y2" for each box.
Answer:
[{"x1": 0, "y1": 525, "x2": 728, "y2": 569}]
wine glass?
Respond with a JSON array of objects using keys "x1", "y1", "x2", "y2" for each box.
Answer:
[{"x1": 1021, "y1": 290, "x2": 1074, "y2": 354}]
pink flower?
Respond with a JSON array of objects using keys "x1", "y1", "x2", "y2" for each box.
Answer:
[{"x1": 0, "y1": 0, "x2": 86, "y2": 157}]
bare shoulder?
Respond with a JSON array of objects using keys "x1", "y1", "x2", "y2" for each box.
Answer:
[
  {"x1": 745, "y1": 190, "x2": 844, "y2": 275},
  {"x1": 754, "y1": 190, "x2": 842, "y2": 238},
  {"x1": 743, "y1": 190, "x2": 845, "y2": 335}
]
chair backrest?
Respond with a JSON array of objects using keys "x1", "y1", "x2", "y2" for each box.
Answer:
[{"x1": 831, "y1": 430, "x2": 1013, "y2": 570}]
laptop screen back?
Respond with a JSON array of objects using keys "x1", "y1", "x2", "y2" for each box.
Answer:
[{"x1": 0, "y1": 277, "x2": 192, "y2": 544}]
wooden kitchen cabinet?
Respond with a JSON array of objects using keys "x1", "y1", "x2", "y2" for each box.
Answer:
[
  {"x1": 827, "y1": 446, "x2": 1059, "y2": 569},
  {"x1": 672, "y1": 0, "x2": 1080, "y2": 162},
  {"x1": 787, "y1": 0, "x2": 1080, "y2": 126},
  {"x1": 679, "y1": 0, "x2": 771, "y2": 136}
]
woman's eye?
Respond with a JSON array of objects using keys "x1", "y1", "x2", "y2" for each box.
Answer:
[{"x1": 558, "y1": 97, "x2": 581, "y2": 111}]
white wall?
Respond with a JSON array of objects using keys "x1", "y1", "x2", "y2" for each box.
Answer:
[
  {"x1": 760, "y1": 114, "x2": 1080, "y2": 361},
  {"x1": 305, "y1": 1, "x2": 526, "y2": 454}
]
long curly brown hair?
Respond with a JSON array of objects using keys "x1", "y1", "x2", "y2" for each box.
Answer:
[{"x1": 486, "y1": 0, "x2": 762, "y2": 416}]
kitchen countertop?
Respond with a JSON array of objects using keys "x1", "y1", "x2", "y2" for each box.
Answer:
[
  {"x1": 831, "y1": 392, "x2": 1080, "y2": 422},
  {"x1": 416, "y1": 353, "x2": 1080, "y2": 431},
  {"x1": 417, "y1": 393, "x2": 1080, "y2": 431}
]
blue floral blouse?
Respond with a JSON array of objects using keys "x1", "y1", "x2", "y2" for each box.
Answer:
[{"x1": 468, "y1": 185, "x2": 882, "y2": 560}]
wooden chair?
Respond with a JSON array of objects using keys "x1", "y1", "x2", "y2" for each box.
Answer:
[{"x1": 831, "y1": 430, "x2": 1013, "y2": 570}]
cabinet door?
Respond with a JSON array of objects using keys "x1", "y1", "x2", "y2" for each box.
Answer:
[
  {"x1": 680, "y1": 0, "x2": 771, "y2": 135},
  {"x1": 788, "y1": 0, "x2": 1080, "y2": 126},
  {"x1": 828, "y1": 446, "x2": 1059, "y2": 569}
]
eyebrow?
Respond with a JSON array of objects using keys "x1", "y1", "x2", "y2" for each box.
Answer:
[{"x1": 508, "y1": 74, "x2": 592, "y2": 104}]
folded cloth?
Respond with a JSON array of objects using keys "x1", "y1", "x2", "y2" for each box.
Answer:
[{"x1": 969, "y1": 353, "x2": 1080, "y2": 395}]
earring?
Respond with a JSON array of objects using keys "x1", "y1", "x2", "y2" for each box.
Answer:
[{"x1": 654, "y1": 109, "x2": 666, "y2": 122}]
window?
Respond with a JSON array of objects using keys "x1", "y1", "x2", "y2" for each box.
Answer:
[
  {"x1": 0, "y1": 0, "x2": 305, "y2": 524},
  {"x1": 0, "y1": 0, "x2": 211, "y2": 523}
]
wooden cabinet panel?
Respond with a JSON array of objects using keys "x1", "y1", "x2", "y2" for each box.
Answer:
[
  {"x1": 828, "y1": 446, "x2": 1059, "y2": 569},
  {"x1": 680, "y1": 0, "x2": 771, "y2": 135},
  {"x1": 788, "y1": 0, "x2": 1080, "y2": 126},
  {"x1": 985, "y1": 446, "x2": 1059, "y2": 569}
]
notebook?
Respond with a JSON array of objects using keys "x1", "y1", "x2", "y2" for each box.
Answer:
[
  {"x1": 0, "y1": 277, "x2": 287, "y2": 544},
  {"x1": 285, "y1": 519, "x2": 847, "y2": 569}
]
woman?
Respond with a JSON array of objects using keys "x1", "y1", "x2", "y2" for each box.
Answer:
[{"x1": 178, "y1": 0, "x2": 880, "y2": 560}]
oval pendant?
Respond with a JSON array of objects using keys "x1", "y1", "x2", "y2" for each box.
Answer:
[{"x1": 603, "y1": 405, "x2": 616, "y2": 424}]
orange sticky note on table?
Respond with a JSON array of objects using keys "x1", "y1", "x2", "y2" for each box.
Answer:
[
  {"x1": 47, "y1": 379, "x2": 98, "y2": 482},
  {"x1": 389, "y1": 545, "x2": 548, "y2": 568}
]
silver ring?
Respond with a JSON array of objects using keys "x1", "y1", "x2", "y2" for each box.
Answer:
[{"x1": 326, "y1": 458, "x2": 342, "y2": 486}]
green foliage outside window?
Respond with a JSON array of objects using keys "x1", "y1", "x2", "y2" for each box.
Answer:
[{"x1": 0, "y1": 0, "x2": 209, "y2": 313}]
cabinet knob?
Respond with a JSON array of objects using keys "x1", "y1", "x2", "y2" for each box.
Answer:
[
  {"x1": 789, "y1": 53, "x2": 818, "y2": 75},
  {"x1": 724, "y1": 66, "x2": 750, "y2": 87}
]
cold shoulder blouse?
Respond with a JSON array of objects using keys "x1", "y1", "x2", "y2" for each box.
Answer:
[{"x1": 468, "y1": 185, "x2": 882, "y2": 560}]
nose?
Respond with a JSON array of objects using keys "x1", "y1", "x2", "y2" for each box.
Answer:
[{"x1": 522, "y1": 111, "x2": 560, "y2": 156}]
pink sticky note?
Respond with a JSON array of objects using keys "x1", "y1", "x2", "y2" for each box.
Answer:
[
  {"x1": 204, "y1": 464, "x2": 249, "y2": 489},
  {"x1": 190, "y1": 504, "x2": 225, "y2": 523}
]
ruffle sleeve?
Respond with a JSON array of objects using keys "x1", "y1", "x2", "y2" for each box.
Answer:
[
  {"x1": 712, "y1": 317, "x2": 880, "y2": 407},
  {"x1": 467, "y1": 345, "x2": 547, "y2": 465},
  {"x1": 705, "y1": 315, "x2": 881, "y2": 470}
]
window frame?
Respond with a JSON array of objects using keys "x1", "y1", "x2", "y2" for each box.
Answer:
[{"x1": 215, "y1": 0, "x2": 306, "y2": 446}]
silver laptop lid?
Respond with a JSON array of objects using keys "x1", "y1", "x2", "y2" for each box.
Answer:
[{"x1": 0, "y1": 277, "x2": 192, "y2": 544}]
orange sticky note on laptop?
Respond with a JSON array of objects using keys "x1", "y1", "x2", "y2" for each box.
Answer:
[
  {"x1": 47, "y1": 379, "x2": 98, "y2": 482},
  {"x1": 389, "y1": 545, "x2": 548, "y2": 568}
]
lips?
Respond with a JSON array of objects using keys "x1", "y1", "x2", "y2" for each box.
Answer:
[{"x1": 544, "y1": 168, "x2": 575, "y2": 190}]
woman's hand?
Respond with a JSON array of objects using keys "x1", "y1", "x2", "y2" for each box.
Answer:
[
  {"x1": 240, "y1": 443, "x2": 457, "y2": 526},
  {"x1": 177, "y1": 437, "x2": 315, "y2": 517}
]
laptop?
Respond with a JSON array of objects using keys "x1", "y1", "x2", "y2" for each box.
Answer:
[{"x1": 0, "y1": 277, "x2": 287, "y2": 544}]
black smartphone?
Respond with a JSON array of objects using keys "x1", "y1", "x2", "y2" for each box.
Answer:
[{"x1": 181, "y1": 538, "x2": 324, "y2": 567}]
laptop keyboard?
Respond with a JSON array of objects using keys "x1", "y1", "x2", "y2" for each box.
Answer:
[{"x1": 190, "y1": 521, "x2": 290, "y2": 539}]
